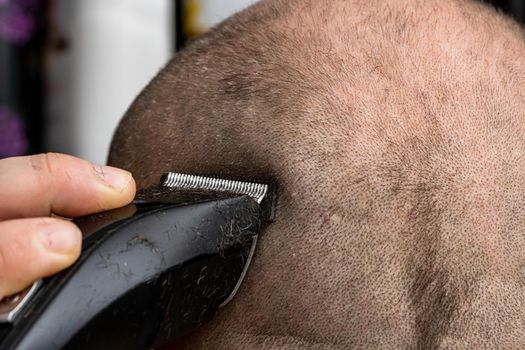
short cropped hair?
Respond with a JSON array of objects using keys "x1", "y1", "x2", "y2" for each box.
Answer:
[{"x1": 110, "y1": 0, "x2": 525, "y2": 348}]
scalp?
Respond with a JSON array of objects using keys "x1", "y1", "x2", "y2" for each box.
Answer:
[{"x1": 109, "y1": 0, "x2": 525, "y2": 348}]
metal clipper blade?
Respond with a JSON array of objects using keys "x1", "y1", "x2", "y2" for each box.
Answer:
[{"x1": 160, "y1": 172, "x2": 277, "y2": 221}]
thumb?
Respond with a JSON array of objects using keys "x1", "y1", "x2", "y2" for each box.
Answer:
[{"x1": 0, "y1": 217, "x2": 81, "y2": 299}]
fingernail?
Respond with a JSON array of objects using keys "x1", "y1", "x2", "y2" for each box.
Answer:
[
  {"x1": 94, "y1": 165, "x2": 132, "y2": 191},
  {"x1": 38, "y1": 222, "x2": 81, "y2": 254}
]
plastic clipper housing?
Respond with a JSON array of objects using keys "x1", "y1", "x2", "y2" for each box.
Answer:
[{"x1": 0, "y1": 176, "x2": 277, "y2": 350}]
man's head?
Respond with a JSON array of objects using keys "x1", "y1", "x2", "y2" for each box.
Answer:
[{"x1": 109, "y1": 0, "x2": 525, "y2": 348}]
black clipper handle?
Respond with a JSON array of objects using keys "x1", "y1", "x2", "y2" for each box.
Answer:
[{"x1": 0, "y1": 195, "x2": 263, "y2": 350}]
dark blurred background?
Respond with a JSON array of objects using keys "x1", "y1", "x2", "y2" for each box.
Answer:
[
  {"x1": 0, "y1": 0, "x2": 523, "y2": 162},
  {"x1": 488, "y1": 0, "x2": 524, "y2": 21}
]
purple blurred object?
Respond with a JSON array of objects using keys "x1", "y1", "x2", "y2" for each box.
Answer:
[
  {"x1": 0, "y1": 0, "x2": 41, "y2": 45},
  {"x1": 0, "y1": 104, "x2": 28, "y2": 157}
]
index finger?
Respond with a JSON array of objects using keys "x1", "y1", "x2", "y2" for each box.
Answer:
[{"x1": 0, "y1": 153, "x2": 136, "y2": 220}]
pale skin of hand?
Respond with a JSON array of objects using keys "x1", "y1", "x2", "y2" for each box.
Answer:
[{"x1": 0, "y1": 153, "x2": 136, "y2": 299}]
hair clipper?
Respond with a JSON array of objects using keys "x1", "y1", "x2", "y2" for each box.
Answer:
[{"x1": 0, "y1": 172, "x2": 277, "y2": 350}]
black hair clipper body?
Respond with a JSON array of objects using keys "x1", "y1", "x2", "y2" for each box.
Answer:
[{"x1": 0, "y1": 173, "x2": 276, "y2": 350}]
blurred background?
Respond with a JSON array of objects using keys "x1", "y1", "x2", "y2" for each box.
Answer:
[
  {"x1": 0, "y1": 0, "x2": 258, "y2": 164},
  {"x1": 0, "y1": 0, "x2": 523, "y2": 164}
]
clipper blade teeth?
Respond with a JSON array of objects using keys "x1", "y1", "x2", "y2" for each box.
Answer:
[{"x1": 161, "y1": 172, "x2": 268, "y2": 204}]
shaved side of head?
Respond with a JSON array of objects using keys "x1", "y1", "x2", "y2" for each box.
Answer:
[{"x1": 109, "y1": 0, "x2": 525, "y2": 348}]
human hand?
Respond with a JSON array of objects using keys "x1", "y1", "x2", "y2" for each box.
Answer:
[{"x1": 0, "y1": 153, "x2": 136, "y2": 299}]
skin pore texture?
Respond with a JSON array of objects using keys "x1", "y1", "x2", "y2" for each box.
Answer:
[{"x1": 108, "y1": 0, "x2": 525, "y2": 348}]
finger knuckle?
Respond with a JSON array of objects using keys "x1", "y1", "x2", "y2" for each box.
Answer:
[{"x1": 29, "y1": 153, "x2": 61, "y2": 176}]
